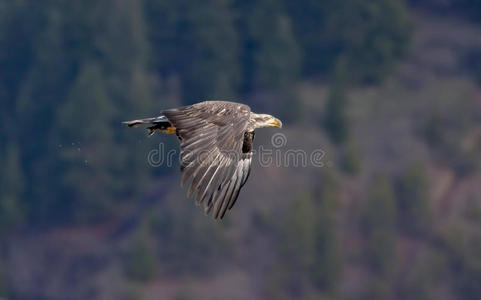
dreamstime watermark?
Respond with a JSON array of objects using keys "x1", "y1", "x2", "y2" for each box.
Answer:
[{"x1": 147, "y1": 133, "x2": 328, "y2": 168}]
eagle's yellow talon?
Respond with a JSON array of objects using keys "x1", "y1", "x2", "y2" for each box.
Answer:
[{"x1": 164, "y1": 126, "x2": 176, "y2": 134}]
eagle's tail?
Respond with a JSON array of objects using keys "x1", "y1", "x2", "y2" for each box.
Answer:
[{"x1": 122, "y1": 115, "x2": 175, "y2": 136}]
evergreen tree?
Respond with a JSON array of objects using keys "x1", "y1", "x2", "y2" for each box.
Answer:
[
  {"x1": 0, "y1": 257, "x2": 5, "y2": 297},
  {"x1": 361, "y1": 175, "x2": 397, "y2": 277},
  {"x1": 280, "y1": 192, "x2": 317, "y2": 295},
  {"x1": 0, "y1": 143, "x2": 25, "y2": 231},
  {"x1": 234, "y1": 0, "x2": 300, "y2": 91},
  {"x1": 145, "y1": 0, "x2": 240, "y2": 103},
  {"x1": 150, "y1": 195, "x2": 230, "y2": 274},
  {"x1": 360, "y1": 175, "x2": 397, "y2": 299},
  {"x1": 11, "y1": 0, "x2": 158, "y2": 223},
  {"x1": 283, "y1": 0, "x2": 329, "y2": 75},
  {"x1": 323, "y1": 63, "x2": 349, "y2": 145},
  {"x1": 340, "y1": 141, "x2": 362, "y2": 175},
  {"x1": 286, "y1": 0, "x2": 411, "y2": 82},
  {"x1": 311, "y1": 173, "x2": 342, "y2": 294},
  {"x1": 396, "y1": 162, "x2": 431, "y2": 235},
  {"x1": 94, "y1": 0, "x2": 160, "y2": 196},
  {"x1": 276, "y1": 183, "x2": 342, "y2": 298},
  {"x1": 335, "y1": 0, "x2": 411, "y2": 83},
  {"x1": 124, "y1": 223, "x2": 158, "y2": 282},
  {"x1": 442, "y1": 222, "x2": 481, "y2": 300},
  {"x1": 55, "y1": 62, "x2": 116, "y2": 221},
  {"x1": 15, "y1": 1, "x2": 91, "y2": 222}
]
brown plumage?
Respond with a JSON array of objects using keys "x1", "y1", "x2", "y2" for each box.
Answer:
[{"x1": 123, "y1": 101, "x2": 282, "y2": 219}]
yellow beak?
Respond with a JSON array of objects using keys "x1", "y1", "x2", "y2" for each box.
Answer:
[{"x1": 267, "y1": 118, "x2": 283, "y2": 128}]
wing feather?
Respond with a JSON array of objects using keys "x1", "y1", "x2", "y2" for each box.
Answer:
[
  {"x1": 163, "y1": 101, "x2": 252, "y2": 219},
  {"x1": 215, "y1": 173, "x2": 237, "y2": 219},
  {"x1": 227, "y1": 155, "x2": 252, "y2": 211}
]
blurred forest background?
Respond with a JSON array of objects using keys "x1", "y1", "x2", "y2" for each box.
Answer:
[{"x1": 1, "y1": 0, "x2": 481, "y2": 299}]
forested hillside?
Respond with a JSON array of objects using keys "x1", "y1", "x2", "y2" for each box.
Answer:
[
  {"x1": 0, "y1": 0, "x2": 412, "y2": 227},
  {"x1": 0, "y1": 1, "x2": 480, "y2": 299}
]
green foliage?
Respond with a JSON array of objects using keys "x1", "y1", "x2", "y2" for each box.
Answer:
[
  {"x1": 423, "y1": 115, "x2": 443, "y2": 146},
  {"x1": 146, "y1": 0, "x2": 240, "y2": 103},
  {"x1": 465, "y1": 196, "x2": 481, "y2": 222},
  {"x1": 150, "y1": 198, "x2": 230, "y2": 274},
  {"x1": 274, "y1": 175, "x2": 342, "y2": 298},
  {"x1": 3, "y1": 0, "x2": 159, "y2": 224},
  {"x1": 323, "y1": 78, "x2": 349, "y2": 145},
  {"x1": 462, "y1": 48, "x2": 481, "y2": 86},
  {"x1": 1, "y1": 1, "x2": 480, "y2": 299},
  {"x1": 122, "y1": 285, "x2": 145, "y2": 300},
  {"x1": 396, "y1": 162, "x2": 431, "y2": 235},
  {"x1": 442, "y1": 222, "x2": 481, "y2": 300},
  {"x1": 338, "y1": 0, "x2": 412, "y2": 83},
  {"x1": 360, "y1": 176, "x2": 398, "y2": 300},
  {"x1": 286, "y1": 0, "x2": 411, "y2": 82},
  {"x1": 266, "y1": 191, "x2": 318, "y2": 298},
  {"x1": 281, "y1": 192, "x2": 317, "y2": 274},
  {"x1": 55, "y1": 62, "x2": 117, "y2": 221},
  {"x1": 422, "y1": 89, "x2": 480, "y2": 177},
  {"x1": 361, "y1": 175, "x2": 397, "y2": 277},
  {"x1": 0, "y1": 257, "x2": 5, "y2": 297},
  {"x1": 124, "y1": 226, "x2": 158, "y2": 282},
  {"x1": 397, "y1": 248, "x2": 448, "y2": 300},
  {"x1": 0, "y1": 143, "x2": 25, "y2": 231},
  {"x1": 175, "y1": 289, "x2": 196, "y2": 300},
  {"x1": 455, "y1": 0, "x2": 481, "y2": 22},
  {"x1": 340, "y1": 142, "x2": 362, "y2": 175},
  {"x1": 475, "y1": 65, "x2": 481, "y2": 86},
  {"x1": 0, "y1": 0, "x2": 414, "y2": 228},
  {"x1": 234, "y1": 0, "x2": 300, "y2": 91},
  {"x1": 311, "y1": 174, "x2": 342, "y2": 292},
  {"x1": 362, "y1": 276, "x2": 393, "y2": 300}
]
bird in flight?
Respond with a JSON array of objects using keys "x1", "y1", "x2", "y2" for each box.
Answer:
[{"x1": 123, "y1": 101, "x2": 282, "y2": 219}]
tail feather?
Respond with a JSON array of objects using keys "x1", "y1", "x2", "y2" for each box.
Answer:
[
  {"x1": 122, "y1": 115, "x2": 167, "y2": 127},
  {"x1": 123, "y1": 115, "x2": 173, "y2": 136}
]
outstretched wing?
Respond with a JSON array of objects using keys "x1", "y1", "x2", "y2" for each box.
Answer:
[
  {"x1": 205, "y1": 132, "x2": 254, "y2": 219},
  {"x1": 163, "y1": 101, "x2": 252, "y2": 219}
]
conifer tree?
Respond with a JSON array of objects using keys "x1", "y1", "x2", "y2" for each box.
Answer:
[
  {"x1": 312, "y1": 174, "x2": 341, "y2": 293},
  {"x1": 362, "y1": 175, "x2": 397, "y2": 277},
  {"x1": 234, "y1": 0, "x2": 300, "y2": 91},
  {"x1": 286, "y1": 0, "x2": 411, "y2": 82},
  {"x1": 145, "y1": 0, "x2": 240, "y2": 103},
  {"x1": 56, "y1": 62, "x2": 116, "y2": 221},
  {"x1": 0, "y1": 143, "x2": 25, "y2": 231},
  {"x1": 397, "y1": 162, "x2": 431, "y2": 235},
  {"x1": 324, "y1": 62, "x2": 349, "y2": 145}
]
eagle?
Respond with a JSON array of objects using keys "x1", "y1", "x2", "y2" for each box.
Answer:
[{"x1": 123, "y1": 101, "x2": 282, "y2": 219}]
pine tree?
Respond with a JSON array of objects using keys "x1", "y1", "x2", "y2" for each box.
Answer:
[
  {"x1": 234, "y1": 0, "x2": 300, "y2": 91},
  {"x1": 14, "y1": 1, "x2": 89, "y2": 222},
  {"x1": 280, "y1": 192, "x2": 317, "y2": 295},
  {"x1": 95, "y1": 0, "x2": 159, "y2": 196},
  {"x1": 0, "y1": 257, "x2": 5, "y2": 297},
  {"x1": 361, "y1": 175, "x2": 397, "y2": 298},
  {"x1": 277, "y1": 179, "x2": 342, "y2": 297},
  {"x1": 0, "y1": 143, "x2": 25, "y2": 231},
  {"x1": 396, "y1": 162, "x2": 431, "y2": 235},
  {"x1": 362, "y1": 175, "x2": 397, "y2": 276},
  {"x1": 11, "y1": 0, "x2": 159, "y2": 224},
  {"x1": 56, "y1": 61, "x2": 116, "y2": 221},
  {"x1": 323, "y1": 62, "x2": 349, "y2": 145},
  {"x1": 286, "y1": 0, "x2": 411, "y2": 82},
  {"x1": 145, "y1": 0, "x2": 240, "y2": 103},
  {"x1": 124, "y1": 222, "x2": 158, "y2": 282},
  {"x1": 311, "y1": 173, "x2": 342, "y2": 294}
]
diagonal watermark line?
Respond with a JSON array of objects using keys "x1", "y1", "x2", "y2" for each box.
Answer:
[{"x1": 146, "y1": 133, "x2": 328, "y2": 168}]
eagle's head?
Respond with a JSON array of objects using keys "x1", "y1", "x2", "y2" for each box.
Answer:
[{"x1": 251, "y1": 113, "x2": 283, "y2": 129}]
